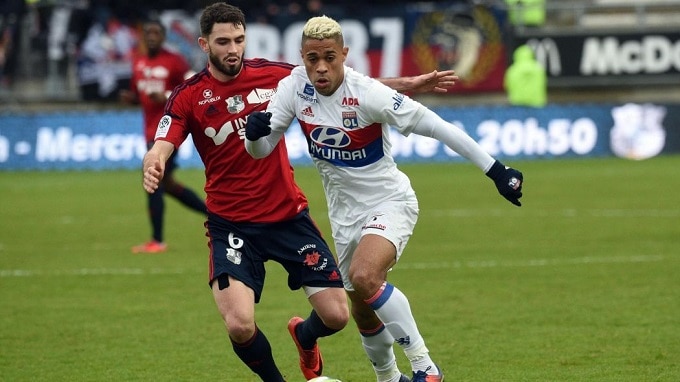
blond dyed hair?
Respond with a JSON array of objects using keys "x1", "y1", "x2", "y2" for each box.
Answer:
[{"x1": 302, "y1": 15, "x2": 344, "y2": 45}]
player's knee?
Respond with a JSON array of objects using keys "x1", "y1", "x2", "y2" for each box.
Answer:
[
  {"x1": 348, "y1": 268, "x2": 382, "y2": 297},
  {"x1": 225, "y1": 318, "x2": 257, "y2": 343},
  {"x1": 324, "y1": 304, "x2": 350, "y2": 330},
  {"x1": 313, "y1": 289, "x2": 350, "y2": 329}
]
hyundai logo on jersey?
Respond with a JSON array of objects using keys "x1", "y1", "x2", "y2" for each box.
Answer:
[
  {"x1": 310, "y1": 127, "x2": 351, "y2": 148},
  {"x1": 306, "y1": 124, "x2": 385, "y2": 167},
  {"x1": 304, "y1": 83, "x2": 315, "y2": 96}
]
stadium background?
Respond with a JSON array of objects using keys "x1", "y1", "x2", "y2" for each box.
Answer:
[
  {"x1": 1, "y1": 0, "x2": 679, "y2": 169},
  {"x1": 1, "y1": 2, "x2": 679, "y2": 381}
]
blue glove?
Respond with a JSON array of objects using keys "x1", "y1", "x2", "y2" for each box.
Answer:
[
  {"x1": 245, "y1": 112, "x2": 272, "y2": 141},
  {"x1": 486, "y1": 160, "x2": 523, "y2": 207}
]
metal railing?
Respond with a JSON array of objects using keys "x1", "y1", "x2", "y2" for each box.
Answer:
[{"x1": 505, "y1": 0, "x2": 680, "y2": 32}]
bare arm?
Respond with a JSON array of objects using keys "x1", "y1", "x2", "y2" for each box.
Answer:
[
  {"x1": 141, "y1": 140, "x2": 175, "y2": 193},
  {"x1": 377, "y1": 70, "x2": 459, "y2": 94}
]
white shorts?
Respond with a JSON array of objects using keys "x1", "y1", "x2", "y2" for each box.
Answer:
[{"x1": 333, "y1": 199, "x2": 419, "y2": 291}]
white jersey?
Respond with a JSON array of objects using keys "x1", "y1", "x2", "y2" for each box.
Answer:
[{"x1": 266, "y1": 66, "x2": 426, "y2": 228}]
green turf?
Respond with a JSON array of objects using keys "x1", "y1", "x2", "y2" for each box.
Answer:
[{"x1": 1, "y1": 155, "x2": 679, "y2": 381}]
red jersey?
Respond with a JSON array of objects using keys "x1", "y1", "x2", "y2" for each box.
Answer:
[
  {"x1": 130, "y1": 47, "x2": 191, "y2": 142},
  {"x1": 157, "y1": 59, "x2": 308, "y2": 223}
]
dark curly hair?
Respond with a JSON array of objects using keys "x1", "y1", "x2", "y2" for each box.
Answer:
[{"x1": 199, "y1": 2, "x2": 247, "y2": 37}]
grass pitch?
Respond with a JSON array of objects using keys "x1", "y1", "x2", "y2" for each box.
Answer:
[{"x1": 1, "y1": 155, "x2": 679, "y2": 381}]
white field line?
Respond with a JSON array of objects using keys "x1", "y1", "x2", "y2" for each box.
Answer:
[
  {"x1": 425, "y1": 208, "x2": 680, "y2": 218},
  {"x1": 0, "y1": 255, "x2": 667, "y2": 278},
  {"x1": 397, "y1": 254, "x2": 667, "y2": 270},
  {"x1": 0, "y1": 267, "x2": 199, "y2": 278}
]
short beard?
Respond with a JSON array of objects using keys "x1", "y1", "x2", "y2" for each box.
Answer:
[{"x1": 209, "y1": 52, "x2": 241, "y2": 77}]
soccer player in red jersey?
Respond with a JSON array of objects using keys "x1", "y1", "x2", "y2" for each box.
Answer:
[
  {"x1": 121, "y1": 19, "x2": 206, "y2": 254},
  {"x1": 141, "y1": 3, "x2": 458, "y2": 381}
]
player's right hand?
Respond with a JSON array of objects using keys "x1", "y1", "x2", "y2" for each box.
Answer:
[
  {"x1": 245, "y1": 112, "x2": 272, "y2": 141},
  {"x1": 142, "y1": 159, "x2": 164, "y2": 194}
]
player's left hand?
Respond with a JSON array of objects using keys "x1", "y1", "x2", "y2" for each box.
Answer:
[
  {"x1": 409, "y1": 69, "x2": 459, "y2": 94},
  {"x1": 245, "y1": 111, "x2": 272, "y2": 141},
  {"x1": 485, "y1": 160, "x2": 523, "y2": 207}
]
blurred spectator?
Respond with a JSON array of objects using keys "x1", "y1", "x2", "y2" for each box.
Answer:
[
  {"x1": 505, "y1": 0, "x2": 545, "y2": 27},
  {"x1": 262, "y1": 0, "x2": 346, "y2": 27},
  {"x1": 0, "y1": 0, "x2": 27, "y2": 90},
  {"x1": 504, "y1": 44, "x2": 547, "y2": 107},
  {"x1": 77, "y1": 13, "x2": 137, "y2": 100}
]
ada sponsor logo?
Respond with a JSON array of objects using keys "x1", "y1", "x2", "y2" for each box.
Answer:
[{"x1": 341, "y1": 97, "x2": 359, "y2": 106}]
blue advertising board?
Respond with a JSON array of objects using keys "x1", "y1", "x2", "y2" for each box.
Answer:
[{"x1": 1, "y1": 102, "x2": 677, "y2": 171}]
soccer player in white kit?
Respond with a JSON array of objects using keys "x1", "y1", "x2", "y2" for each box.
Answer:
[{"x1": 245, "y1": 15, "x2": 524, "y2": 382}]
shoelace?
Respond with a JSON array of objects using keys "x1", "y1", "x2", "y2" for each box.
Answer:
[{"x1": 412, "y1": 366, "x2": 433, "y2": 381}]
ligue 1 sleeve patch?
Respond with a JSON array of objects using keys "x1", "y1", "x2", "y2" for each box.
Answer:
[{"x1": 155, "y1": 115, "x2": 172, "y2": 139}]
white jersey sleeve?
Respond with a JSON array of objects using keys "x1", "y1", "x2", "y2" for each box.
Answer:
[
  {"x1": 267, "y1": 74, "x2": 298, "y2": 134},
  {"x1": 361, "y1": 79, "x2": 426, "y2": 136},
  {"x1": 363, "y1": 73, "x2": 494, "y2": 172},
  {"x1": 411, "y1": 109, "x2": 495, "y2": 172},
  {"x1": 244, "y1": 75, "x2": 297, "y2": 158}
]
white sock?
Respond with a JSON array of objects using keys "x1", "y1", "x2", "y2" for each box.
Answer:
[
  {"x1": 360, "y1": 324, "x2": 400, "y2": 382},
  {"x1": 366, "y1": 282, "x2": 436, "y2": 373},
  {"x1": 409, "y1": 349, "x2": 436, "y2": 374}
]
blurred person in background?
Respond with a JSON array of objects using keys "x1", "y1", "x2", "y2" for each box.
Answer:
[
  {"x1": 0, "y1": 0, "x2": 27, "y2": 91},
  {"x1": 140, "y1": 3, "x2": 457, "y2": 380},
  {"x1": 505, "y1": 0, "x2": 546, "y2": 27},
  {"x1": 121, "y1": 19, "x2": 207, "y2": 254},
  {"x1": 78, "y1": 11, "x2": 137, "y2": 100},
  {"x1": 504, "y1": 44, "x2": 547, "y2": 107}
]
